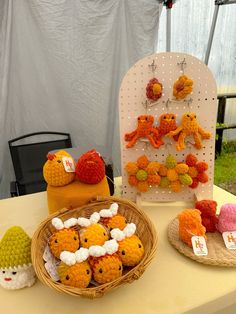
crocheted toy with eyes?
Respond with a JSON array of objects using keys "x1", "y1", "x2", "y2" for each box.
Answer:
[
  {"x1": 49, "y1": 218, "x2": 80, "y2": 258},
  {"x1": 167, "y1": 112, "x2": 211, "y2": 151},
  {"x1": 78, "y1": 212, "x2": 109, "y2": 248},
  {"x1": 111, "y1": 223, "x2": 144, "y2": 267},
  {"x1": 0, "y1": 226, "x2": 36, "y2": 290},
  {"x1": 153, "y1": 113, "x2": 178, "y2": 147},
  {"x1": 75, "y1": 149, "x2": 105, "y2": 184},
  {"x1": 195, "y1": 200, "x2": 218, "y2": 232},
  {"x1": 99, "y1": 203, "x2": 127, "y2": 231},
  {"x1": 217, "y1": 204, "x2": 236, "y2": 233},
  {"x1": 124, "y1": 115, "x2": 161, "y2": 148},
  {"x1": 58, "y1": 248, "x2": 91, "y2": 288},
  {"x1": 43, "y1": 150, "x2": 75, "y2": 186},
  {"x1": 178, "y1": 209, "x2": 206, "y2": 247},
  {"x1": 89, "y1": 240, "x2": 122, "y2": 284}
]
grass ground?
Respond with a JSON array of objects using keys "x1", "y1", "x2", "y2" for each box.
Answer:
[{"x1": 214, "y1": 142, "x2": 236, "y2": 195}]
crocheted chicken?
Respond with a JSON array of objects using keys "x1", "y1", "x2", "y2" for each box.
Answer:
[
  {"x1": 153, "y1": 113, "x2": 178, "y2": 147},
  {"x1": 124, "y1": 115, "x2": 161, "y2": 148},
  {"x1": 195, "y1": 200, "x2": 218, "y2": 232},
  {"x1": 167, "y1": 112, "x2": 211, "y2": 151}
]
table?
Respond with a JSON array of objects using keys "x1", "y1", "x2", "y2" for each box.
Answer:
[{"x1": 0, "y1": 179, "x2": 236, "y2": 314}]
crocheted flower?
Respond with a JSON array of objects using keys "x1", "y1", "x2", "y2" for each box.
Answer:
[
  {"x1": 146, "y1": 78, "x2": 163, "y2": 101},
  {"x1": 125, "y1": 155, "x2": 161, "y2": 192},
  {"x1": 185, "y1": 154, "x2": 209, "y2": 189},
  {"x1": 173, "y1": 75, "x2": 193, "y2": 100}
]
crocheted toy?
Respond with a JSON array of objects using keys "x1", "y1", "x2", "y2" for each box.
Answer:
[
  {"x1": 58, "y1": 248, "x2": 91, "y2": 288},
  {"x1": 78, "y1": 212, "x2": 109, "y2": 248},
  {"x1": 49, "y1": 218, "x2": 80, "y2": 258},
  {"x1": 125, "y1": 155, "x2": 161, "y2": 192},
  {"x1": 43, "y1": 150, "x2": 75, "y2": 186},
  {"x1": 195, "y1": 200, "x2": 218, "y2": 232},
  {"x1": 153, "y1": 113, "x2": 178, "y2": 147},
  {"x1": 124, "y1": 115, "x2": 161, "y2": 148},
  {"x1": 146, "y1": 78, "x2": 163, "y2": 101},
  {"x1": 89, "y1": 240, "x2": 122, "y2": 284},
  {"x1": 111, "y1": 223, "x2": 144, "y2": 267},
  {"x1": 185, "y1": 154, "x2": 209, "y2": 189},
  {"x1": 0, "y1": 226, "x2": 36, "y2": 290},
  {"x1": 173, "y1": 75, "x2": 193, "y2": 100},
  {"x1": 178, "y1": 209, "x2": 206, "y2": 247},
  {"x1": 99, "y1": 203, "x2": 127, "y2": 231},
  {"x1": 167, "y1": 112, "x2": 211, "y2": 151},
  {"x1": 75, "y1": 149, "x2": 105, "y2": 184},
  {"x1": 217, "y1": 204, "x2": 236, "y2": 233}
]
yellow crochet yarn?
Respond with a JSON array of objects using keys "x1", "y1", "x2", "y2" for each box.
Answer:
[
  {"x1": 188, "y1": 166, "x2": 198, "y2": 178},
  {"x1": 159, "y1": 177, "x2": 170, "y2": 188},
  {"x1": 179, "y1": 174, "x2": 193, "y2": 186},
  {"x1": 101, "y1": 215, "x2": 127, "y2": 231},
  {"x1": 159, "y1": 164, "x2": 168, "y2": 176},
  {"x1": 146, "y1": 161, "x2": 160, "y2": 174},
  {"x1": 117, "y1": 235, "x2": 144, "y2": 267},
  {"x1": 58, "y1": 261, "x2": 91, "y2": 288},
  {"x1": 136, "y1": 169, "x2": 148, "y2": 181},
  {"x1": 89, "y1": 254, "x2": 122, "y2": 284},
  {"x1": 49, "y1": 229, "x2": 79, "y2": 258},
  {"x1": 167, "y1": 169, "x2": 179, "y2": 182},
  {"x1": 125, "y1": 162, "x2": 139, "y2": 175},
  {"x1": 137, "y1": 181, "x2": 149, "y2": 192},
  {"x1": 175, "y1": 163, "x2": 189, "y2": 174},
  {"x1": 43, "y1": 150, "x2": 75, "y2": 187},
  {"x1": 79, "y1": 224, "x2": 109, "y2": 248},
  {"x1": 147, "y1": 174, "x2": 161, "y2": 185},
  {"x1": 0, "y1": 226, "x2": 31, "y2": 268},
  {"x1": 136, "y1": 155, "x2": 149, "y2": 169},
  {"x1": 166, "y1": 155, "x2": 177, "y2": 169},
  {"x1": 173, "y1": 75, "x2": 193, "y2": 100}
]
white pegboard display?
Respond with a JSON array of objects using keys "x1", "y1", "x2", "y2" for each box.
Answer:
[{"x1": 119, "y1": 52, "x2": 217, "y2": 202}]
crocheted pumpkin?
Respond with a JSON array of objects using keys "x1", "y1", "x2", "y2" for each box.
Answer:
[
  {"x1": 146, "y1": 78, "x2": 163, "y2": 101},
  {"x1": 99, "y1": 203, "x2": 127, "y2": 231},
  {"x1": 78, "y1": 213, "x2": 109, "y2": 248},
  {"x1": 173, "y1": 75, "x2": 193, "y2": 100},
  {"x1": 217, "y1": 204, "x2": 236, "y2": 233},
  {"x1": 111, "y1": 224, "x2": 144, "y2": 267},
  {"x1": 58, "y1": 248, "x2": 91, "y2": 288},
  {"x1": 0, "y1": 226, "x2": 36, "y2": 290},
  {"x1": 195, "y1": 200, "x2": 218, "y2": 232},
  {"x1": 43, "y1": 150, "x2": 75, "y2": 186},
  {"x1": 178, "y1": 209, "x2": 206, "y2": 247},
  {"x1": 89, "y1": 240, "x2": 122, "y2": 284},
  {"x1": 75, "y1": 149, "x2": 105, "y2": 184},
  {"x1": 49, "y1": 218, "x2": 79, "y2": 258}
]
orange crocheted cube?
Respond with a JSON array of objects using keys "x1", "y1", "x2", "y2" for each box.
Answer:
[
  {"x1": 49, "y1": 229, "x2": 79, "y2": 258},
  {"x1": 58, "y1": 261, "x2": 91, "y2": 288}
]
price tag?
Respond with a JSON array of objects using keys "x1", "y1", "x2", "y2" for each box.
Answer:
[
  {"x1": 191, "y1": 236, "x2": 208, "y2": 256},
  {"x1": 222, "y1": 231, "x2": 236, "y2": 250},
  {"x1": 62, "y1": 157, "x2": 75, "y2": 172}
]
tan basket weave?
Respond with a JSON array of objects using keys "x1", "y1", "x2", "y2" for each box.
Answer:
[
  {"x1": 31, "y1": 196, "x2": 158, "y2": 298},
  {"x1": 168, "y1": 218, "x2": 236, "y2": 267}
]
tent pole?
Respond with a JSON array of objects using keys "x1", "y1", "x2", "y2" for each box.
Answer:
[{"x1": 166, "y1": 7, "x2": 171, "y2": 52}]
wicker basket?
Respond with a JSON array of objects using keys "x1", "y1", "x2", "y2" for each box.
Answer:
[{"x1": 31, "y1": 196, "x2": 157, "y2": 298}]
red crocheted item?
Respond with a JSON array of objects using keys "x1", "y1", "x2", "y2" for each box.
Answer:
[
  {"x1": 195, "y1": 200, "x2": 218, "y2": 232},
  {"x1": 75, "y1": 149, "x2": 105, "y2": 184},
  {"x1": 186, "y1": 154, "x2": 198, "y2": 167},
  {"x1": 146, "y1": 78, "x2": 163, "y2": 101},
  {"x1": 195, "y1": 162, "x2": 208, "y2": 173}
]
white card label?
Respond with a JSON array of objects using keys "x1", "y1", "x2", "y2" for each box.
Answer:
[
  {"x1": 191, "y1": 236, "x2": 208, "y2": 256},
  {"x1": 222, "y1": 231, "x2": 236, "y2": 250},
  {"x1": 62, "y1": 157, "x2": 75, "y2": 172}
]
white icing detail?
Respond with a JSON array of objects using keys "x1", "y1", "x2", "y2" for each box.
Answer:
[
  {"x1": 64, "y1": 218, "x2": 78, "y2": 228},
  {"x1": 60, "y1": 251, "x2": 76, "y2": 266},
  {"x1": 89, "y1": 245, "x2": 106, "y2": 257},
  {"x1": 51, "y1": 218, "x2": 64, "y2": 230},
  {"x1": 103, "y1": 239, "x2": 119, "y2": 255},
  {"x1": 75, "y1": 248, "x2": 89, "y2": 263},
  {"x1": 110, "y1": 228, "x2": 125, "y2": 241}
]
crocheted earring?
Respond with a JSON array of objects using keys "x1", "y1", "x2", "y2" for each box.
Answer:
[
  {"x1": 145, "y1": 60, "x2": 163, "y2": 102},
  {"x1": 173, "y1": 75, "x2": 193, "y2": 100}
]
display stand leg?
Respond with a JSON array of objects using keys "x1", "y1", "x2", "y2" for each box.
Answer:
[{"x1": 135, "y1": 193, "x2": 142, "y2": 207}]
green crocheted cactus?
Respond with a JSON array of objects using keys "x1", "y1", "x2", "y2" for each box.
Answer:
[{"x1": 0, "y1": 226, "x2": 32, "y2": 268}]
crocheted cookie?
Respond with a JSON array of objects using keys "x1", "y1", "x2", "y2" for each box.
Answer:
[
  {"x1": 111, "y1": 224, "x2": 144, "y2": 267},
  {"x1": 89, "y1": 240, "x2": 122, "y2": 284},
  {"x1": 0, "y1": 226, "x2": 36, "y2": 289},
  {"x1": 99, "y1": 203, "x2": 127, "y2": 231},
  {"x1": 43, "y1": 150, "x2": 75, "y2": 186}
]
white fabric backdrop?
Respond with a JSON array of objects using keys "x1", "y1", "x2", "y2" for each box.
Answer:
[{"x1": 0, "y1": 0, "x2": 162, "y2": 199}]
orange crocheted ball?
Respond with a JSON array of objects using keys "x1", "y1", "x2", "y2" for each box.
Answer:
[
  {"x1": 188, "y1": 166, "x2": 198, "y2": 178},
  {"x1": 189, "y1": 177, "x2": 199, "y2": 189},
  {"x1": 147, "y1": 174, "x2": 161, "y2": 185},
  {"x1": 137, "y1": 181, "x2": 149, "y2": 192},
  {"x1": 58, "y1": 261, "x2": 91, "y2": 288},
  {"x1": 125, "y1": 162, "x2": 139, "y2": 175},
  {"x1": 128, "y1": 175, "x2": 139, "y2": 186},
  {"x1": 175, "y1": 163, "x2": 189, "y2": 174},
  {"x1": 170, "y1": 180, "x2": 181, "y2": 192},
  {"x1": 117, "y1": 235, "x2": 144, "y2": 267},
  {"x1": 197, "y1": 172, "x2": 209, "y2": 183},
  {"x1": 76, "y1": 149, "x2": 105, "y2": 184},
  {"x1": 100, "y1": 214, "x2": 127, "y2": 230},
  {"x1": 195, "y1": 162, "x2": 208, "y2": 173},
  {"x1": 49, "y1": 229, "x2": 79, "y2": 258},
  {"x1": 89, "y1": 254, "x2": 122, "y2": 284},
  {"x1": 159, "y1": 164, "x2": 168, "y2": 176},
  {"x1": 167, "y1": 169, "x2": 179, "y2": 182},
  {"x1": 186, "y1": 154, "x2": 198, "y2": 167},
  {"x1": 178, "y1": 209, "x2": 206, "y2": 247},
  {"x1": 79, "y1": 224, "x2": 109, "y2": 248},
  {"x1": 146, "y1": 161, "x2": 161, "y2": 174},
  {"x1": 136, "y1": 155, "x2": 149, "y2": 169}
]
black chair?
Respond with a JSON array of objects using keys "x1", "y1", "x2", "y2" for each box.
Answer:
[{"x1": 8, "y1": 132, "x2": 72, "y2": 196}]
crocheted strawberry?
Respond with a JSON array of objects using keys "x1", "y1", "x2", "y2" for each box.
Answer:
[
  {"x1": 195, "y1": 200, "x2": 218, "y2": 232},
  {"x1": 75, "y1": 149, "x2": 105, "y2": 184}
]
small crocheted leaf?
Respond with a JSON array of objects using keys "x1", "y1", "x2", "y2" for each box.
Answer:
[
  {"x1": 167, "y1": 169, "x2": 179, "y2": 182},
  {"x1": 136, "y1": 169, "x2": 148, "y2": 181},
  {"x1": 179, "y1": 174, "x2": 193, "y2": 186},
  {"x1": 175, "y1": 163, "x2": 189, "y2": 174},
  {"x1": 166, "y1": 155, "x2": 177, "y2": 169},
  {"x1": 159, "y1": 177, "x2": 170, "y2": 188}
]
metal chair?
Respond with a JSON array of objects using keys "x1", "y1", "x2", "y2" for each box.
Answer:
[{"x1": 8, "y1": 132, "x2": 72, "y2": 196}]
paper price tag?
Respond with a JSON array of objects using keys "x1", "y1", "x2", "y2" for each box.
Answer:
[
  {"x1": 191, "y1": 236, "x2": 208, "y2": 256},
  {"x1": 62, "y1": 157, "x2": 75, "y2": 172},
  {"x1": 222, "y1": 231, "x2": 236, "y2": 250}
]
